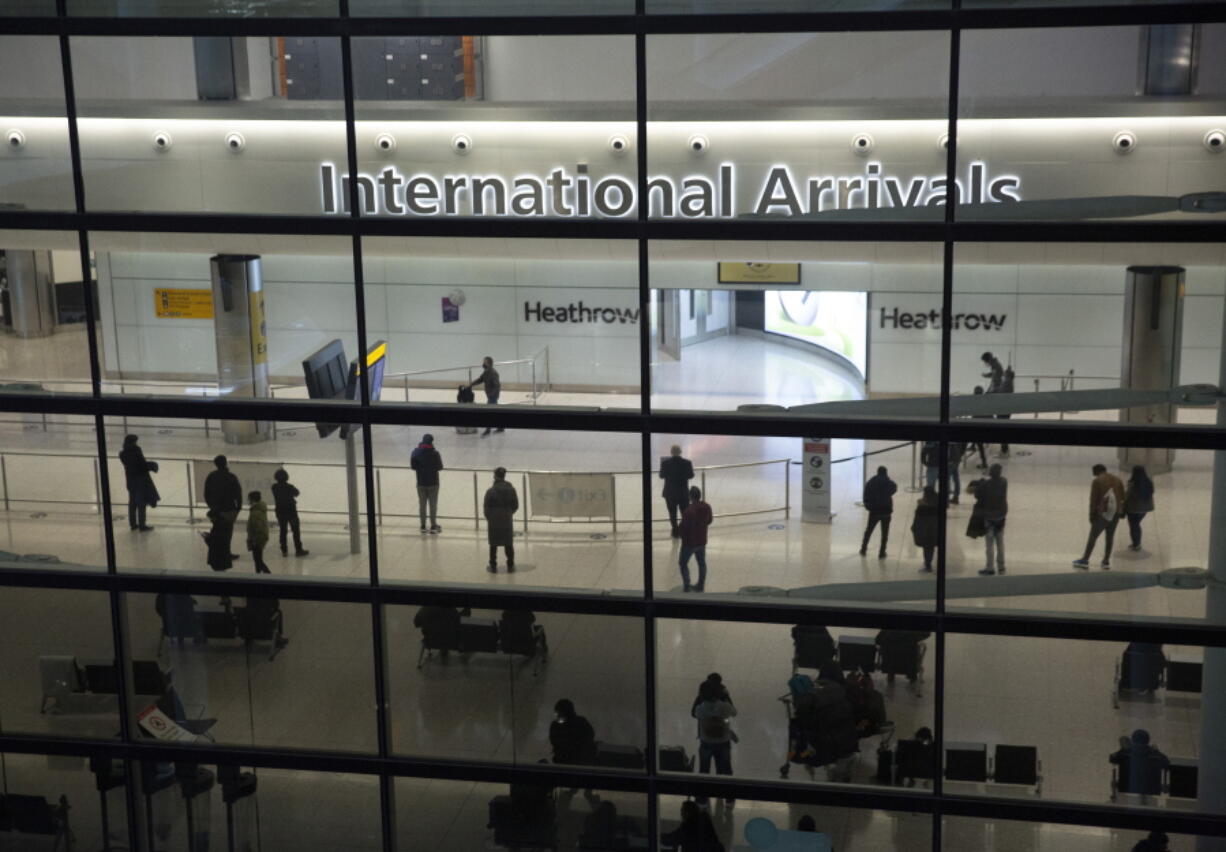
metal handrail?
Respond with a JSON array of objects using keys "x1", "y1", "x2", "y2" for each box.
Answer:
[{"x1": 384, "y1": 357, "x2": 536, "y2": 380}]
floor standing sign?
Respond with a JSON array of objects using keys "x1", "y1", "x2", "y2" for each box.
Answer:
[{"x1": 802, "y1": 439, "x2": 832, "y2": 524}]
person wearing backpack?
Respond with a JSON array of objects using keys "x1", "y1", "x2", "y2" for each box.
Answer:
[
  {"x1": 1124, "y1": 465, "x2": 1155, "y2": 552},
  {"x1": 693, "y1": 679, "x2": 737, "y2": 805},
  {"x1": 1073, "y1": 463, "x2": 1125, "y2": 569}
]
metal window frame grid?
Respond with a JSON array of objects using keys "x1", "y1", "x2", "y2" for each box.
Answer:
[{"x1": 1, "y1": 1, "x2": 1225, "y2": 849}]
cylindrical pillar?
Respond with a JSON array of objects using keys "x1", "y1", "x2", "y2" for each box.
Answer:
[
  {"x1": 1118, "y1": 266, "x2": 1184, "y2": 474},
  {"x1": 211, "y1": 254, "x2": 271, "y2": 444},
  {"x1": 5, "y1": 250, "x2": 56, "y2": 338}
]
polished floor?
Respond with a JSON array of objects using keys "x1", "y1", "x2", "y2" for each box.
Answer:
[{"x1": 0, "y1": 327, "x2": 1216, "y2": 851}]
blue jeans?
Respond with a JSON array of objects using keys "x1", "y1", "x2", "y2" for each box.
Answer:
[
  {"x1": 485, "y1": 390, "x2": 500, "y2": 405},
  {"x1": 696, "y1": 740, "x2": 733, "y2": 803},
  {"x1": 679, "y1": 545, "x2": 706, "y2": 591},
  {"x1": 926, "y1": 466, "x2": 960, "y2": 497}
]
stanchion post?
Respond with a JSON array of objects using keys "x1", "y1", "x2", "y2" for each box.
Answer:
[
  {"x1": 376, "y1": 469, "x2": 383, "y2": 526},
  {"x1": 186, "y1": 461, "x2": 195, "y2": 524},
  {"x1": 783, "y1": 459, "x2": 790, "y2": 518},
  {"x1": 611, "y1": 474, "x2": 617, "y2": 534},
  {"x1": 522, "y1": 472, "x2": 528, "y2": 534},
  {"x1": 473, "y1": 472, "x2": 479, "y2": 531},
  {"x1": 701, "y1": 469, "x2": 707, "y2": 499},
  {"x1": 1, "y1": 455, "x2": 9, "y2": 512},
  {"x1": 93, "y1": 457, "x2": 102, "y2": 515}
]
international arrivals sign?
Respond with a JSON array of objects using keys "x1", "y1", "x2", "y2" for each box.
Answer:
[{"x1": 319, "y1": 161, "x2": 1021, "y2": 218}]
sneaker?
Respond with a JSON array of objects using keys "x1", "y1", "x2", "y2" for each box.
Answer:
[
  {"x1": 281, "y1": 549, "x2": 288, "y2": 556},
  {"x1": 921, "y1": 565, "x2": 933, "y2": 572},
  {"x1": 1101, "y1": 560, "x2": 1111, "y2": 569},
  {"x1": 858, "y1": 548, "x2": 867, "y2": 556},
  {"x1": 430, "y1": 525, "x2": 442, "y2": 534},
  {"x1": 138, "y1": 525, "x2": 154, "y2": 531},
  {"x1": 978, "y1": 568, "x2": 996, "y2": 575},
  {"x1": 506, "y1": 563, "x2": 515, "y2": 573},
  {"x1": 997, "y1": 565, "x2": 1006, "y2": 574},
  {"x1": 1128, "y1": 544, "x2": 1141, "y2": 552},
  {"x1": 487, "y1": 563, "x2": 497, "y2": 573},
  {"x1": 295, "y1": 549, "x2": 310, "y2": 557},
  {"x1": 420, "y1": 527, "x2": 428, "y2": 534},
  {"x1": 1072, "y1": 559, "x2": 1089, "y2": 569},
  {"x1": 878, "y1": 552, "x2": 887, "y2": 560}
]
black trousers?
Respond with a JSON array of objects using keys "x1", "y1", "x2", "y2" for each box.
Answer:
[
  {"x1": 489, "y1": 543, "x2": 515, "y2": 566},
  {"x1": 277, "y1": 509, "x2": 303, "y2": 552},
  {"x1": 664, "y1": 494, "x2": 690, "y2": 531},
  {"x1": 128, "y1": 499, "x2": 146, "y2": 529},
  {"x1": 861, "y1": 513, "x2": 891, "y2": 554}
]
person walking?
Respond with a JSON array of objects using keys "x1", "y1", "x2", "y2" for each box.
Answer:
[
  {"x1": 271, "y1": 469, "x2": 308, "y2": 557},
  {"x1": 981, "y1": 352, "x2": 1012, "y2": 456},
  {"x1": 1073, "y1": 463, "x2": 1125, "y2": 569},
  {"x1": 693, "y1": 678, "x2": 738, "y2": 806},
  {"x1": 204, "y1": 455, "x2": 242, "y2": 571},
  {"x1": 468, "y1": 355, "x2": 502, "y2": 437},
  {"x1": 483, "y1": 466, "x2": 519, "y2": 572},
  {"x1": 410, "y1": 433, "x2": 444, "y2": 534},
  {"x1": 245, "y1": 490, "x2": 271, "y2": 574},
  {"x1": 860, "y1": 466, "x2": 897, "y2": 559},
  {"x1": 659, "y1": 444, "x2": 695, "y2": 538},
  {"x1": 970, "y1": 386, "x2": 990, "y2": 469},
  {"x1": 910, "y1": 485, "x2": 940, "y2": 572},
  {"x1": 679, "y1": 486, "x2": 712, "y2": 592},
  {"x1": 922, "y1": 442, "x2": 960, "y2": 505},
  {"x1": 118, "y1": 434, "x2": 159, "y2": 532},
  {"x1": 1124, "y1": 465, "x2": 1155, "y2": 553},
  {"x1": 969, "y1": 463, "x2": 1008, "y2": 575}
]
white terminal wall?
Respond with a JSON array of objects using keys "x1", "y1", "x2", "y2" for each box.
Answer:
[{"x1": 97, "y1": 251, "x2": 1225, "y2": 394}]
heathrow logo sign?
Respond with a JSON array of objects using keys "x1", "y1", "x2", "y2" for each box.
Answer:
[{"x1": 319, "y1": 161, "x2": 1021, "y2": 218}]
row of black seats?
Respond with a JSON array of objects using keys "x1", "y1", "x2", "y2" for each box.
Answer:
[
  {"x1": 415, "y1": 607, "x2": 549, "y2": 674},
  {"x1": 156, "y1": 594, "x2": 288, "y2": 661}
]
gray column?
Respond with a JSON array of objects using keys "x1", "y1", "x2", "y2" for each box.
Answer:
[
  {"x1": 1118, "y1": 266, "x2": 1184, "y2": 474},
  {"x1": 5, "y1": 250, "x2": 56, "y2": 339},
  {"x1": 211, "y1": 254, "x2": 271, "y2": 444}
]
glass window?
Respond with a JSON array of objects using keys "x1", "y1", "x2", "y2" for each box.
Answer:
[
  {"x1": 0, "y1": 37, "x2": 74, "y2": 211},
  {"x1": 387, "y1": 604, "x2": 647, "y2": 767},
  {"x1": 71, "y1": 36, "x2": 347, "y2": 216},
  {"x1": 125, "y1": 593, "x2": 378, "y2": 752},
  {"x1": 0, "y1": 751, "x2": 130, "y2": 851},
  {"x1": 658, "y1": 617, "x2": 936, "y2": 787},
  {"x1": 351, "y1": 36, "x2": 635, "y2": 222},
  {"x1": 361, "y1": 237, "x2": 640, "y2": 406},
  {"x1": 945, "y1": 634, "x2": 1215, "y2": 813},
  {"x1": 105, "y1": 415, "x2": 371, "y2": 580},
  {"x1": 647, "y1": 31, "x2": 950, "y2": 224},
  {"x1": 945, "y1": 817, "x2": 1205, "y2": 851},
  {"x1": 0, "y1": 587, "x2": 118, "y2": 739},
  {"x1": 0, "y1": 0, "x2": 56, "y2": 13},
  {"x1": 353, "y1": 0, "x2": 632, "y2": 15},
  {"x1": 958, "y1": 26, "x2": 1226, "y2": 222},
  {"x1": 69, "y1": 0, "x2": 338, "y2": 14}
]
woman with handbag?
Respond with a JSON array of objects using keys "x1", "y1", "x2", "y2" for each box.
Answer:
[
  {"x1": 119, "y1": 434, "x2": 160, "y2": 531},
  {"x1": 968, "y1": 463, "x2": 1008, "y2": 575}
]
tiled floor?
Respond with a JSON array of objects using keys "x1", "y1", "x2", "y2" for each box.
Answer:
[{"x1": 0, "y1": 331, "x2": 1216, "y2": 850}]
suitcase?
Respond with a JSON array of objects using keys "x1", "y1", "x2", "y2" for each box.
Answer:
[
  {"x1": 875, "y1": 745, "x2": 894, "y2": 784},
  {"x1": 659, "y1": 745, "x2": 692, "y2": 772},
  {"x1": 594, "y1": 743, "x2": 645, "y2": 769},
  {"x1": 838, "y1": 635, "x2": 878, "y2": 673},
  {"x1": 456, "y1": 385, "x2": 478, "y2": 434}
]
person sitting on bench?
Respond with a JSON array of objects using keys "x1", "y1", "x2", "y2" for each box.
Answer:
[
  {"x1": 414, "y1": 605, "x2": 462, "y2": 658},
  {"x1": 1111, "y1": 729, "x2": 1169, "y2": 796}
]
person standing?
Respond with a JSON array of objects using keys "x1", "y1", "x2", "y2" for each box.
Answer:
[
  {"x1": 659, "y1": 444, "x2": 695, "y2": 538},
  {"x1": 468, "y1": 355, "x2": 503, "y2": 437},
  {"x1": 922, "y1": 442, "x2": 960, "y2": 505},
  {"x1": 1132, "y1": 831, "x2": 1170, "y2": 852},
  {"x1": 661, "y1": 800, "x2": 724, "y2": 852},
  {"x1": 483, "y1": 466, "x2": 519, "y2": 572},
  {"x1": 1124, "y1": 465, "x2": 1155, "y2": 553},
  {"x1": 1073, "y1": 463, "x2": 1126, "y2": 569},
  {"x1": 969, "y1": 463, "x2": 1008, "y2": 575},
  {"x1": 679, "y1": 486, "x2": 712, "y2": 592},
  {"x1": 981, "y1": 352, "x2": 1011, "y2": 456},
  {"x1": 970, "y1": 386, "x2": 990, "y2": 469},
  {"x1": 118, "y1": 434, "x2": 159, "y2": 532},
  {"x1": 410, "y1": 433, "x2": 444, "y2": 534},
  {"x1": 245, "y1": 490, "x2": 271, "y2": 574},
  {"x1": 860, "y1": 466, "x2": 897, "y2": 559},
  {"x1": 910, "y1": 485, "x2": 940, "y2": 573},
  {"x1": 693, "y1": 678, "x2": 738, "y2": 806},
  {"x1": 271, "y1": 469, "x2": 308, "y2": 557},
  {"x1": 204, "y1": 455, "x2": 242, "y2": 571}
]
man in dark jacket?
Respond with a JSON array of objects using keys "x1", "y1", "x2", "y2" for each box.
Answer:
[
  {"x1": 659, "y1": 444, "x2": 695, "y2": 538},
  {"x1": 484, "y1": 466, "x2": 519, "y2": 572},
  {"x1": 549, "y1": 698, "x2": 597, "y2": 766},
  {"x1": 860, "y1": 466, "x2": 897, "y2": 559},
  {"x1": 119, "y1": 434, "x2": 159, "y2": 531},
  {"x1": 1132, "y1": 831, "x2": 1170, "y2": 852},
  {"x1": 970, "y1": 463, "x2": 1008, "y2": 575},
  {"x1": 204, "y1": 455, "x2": 242, "y2": 571},
  {"x1": 679, "y1": 486, "x2": 712, "y2": 592},
  {"x1": 410, "y1": 433, "x2": 444, "y2": 534},
  {"x1": 271, "y1": 469, "x2": 308, "y2": 557},
  {"x1": 469, "y1": 355, "x2": 503, "y2": 437}
]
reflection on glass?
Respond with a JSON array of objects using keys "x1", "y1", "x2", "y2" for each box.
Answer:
[
  {"x1": 388, "y1": 605, "x2": 646, "y2": 768},
  {"x1": 71, "y1": 36, "x2": 347, "y2": 215},
  {"x1": 946, "y1": 634, "x2": 1215, "y2": 811},
  {"x1": 649, "y1": 241, "x2": 943, "y2": 414},
  {"x1": 647, "y1": 32, "x2": 949, "y2": 223},
  {"x1": 127, "y1": 593, "x2": 377, "y2": 752},
  {"x1": 1, "y1": 751, "x2": 129, "y2": 851},
  {"x1": 70, "y1": 0, "x2": 338, "y2": 13},
  {"x1": 0, "y1": 37, "x2": 74, "y2": 210},
  {"x1": 105, "y1": 416, "x2": 369, "y2": 580},
  {"x1": 658, "y1": 619, "x2": 935, "y2": 789},
  {"x1": 0, "y1": 588, "x2": 118, "y2": 740},
  {"x1": 958, "y1": 26, "x2": 1226, "y2": 222},
  {"x1": 351, "y1": 0, "x2": 632, "y2": 16}
]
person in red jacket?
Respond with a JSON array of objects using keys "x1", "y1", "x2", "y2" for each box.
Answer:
[{"x1": 679, "y1": 486, "x2": 713, "y2": 593}]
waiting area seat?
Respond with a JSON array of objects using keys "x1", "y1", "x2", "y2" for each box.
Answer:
[
  {"x1": 791, "y1": 627, "x2": 927, "y2": 696},
  {"x1": 415, "y1": 607, "x2": 549, "y2": 674},
  {"x1": 487, "y1": 784, "x2": 557, "y2": 851},
  {"x1": 0, "y1": 793, "x2": 73, "y2": 851},
  {"x1": 39, "y1": 656, "x2": 167, "y2": 715},
  {"x1": 1110, "y1": 755, "x2": 1198, "y2": 802},
  {"x1": 944, "y1": 742, "x2": 1043, "y2": 796},
  {"x1": 156, "y1": 594, "x2": 288, "y2": 661},
  {"x1": 1113, "y1": 645, "x2": 1202, "y2": 709}
]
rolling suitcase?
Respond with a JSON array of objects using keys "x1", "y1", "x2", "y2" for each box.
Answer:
[
  {"x1": 456, "y1": 385, "x2": 478, "y2": 434},
  {"x1": 659, "y1": 745, "x2": 693, "y2": 772}
]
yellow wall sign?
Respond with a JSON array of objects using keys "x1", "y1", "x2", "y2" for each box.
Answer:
[
  {"x1": 717, "y1": 262, "x2": 802, "y2": 284},
  {"x1": 154, "y1": 288, "x2": 214, "y2": 319}
]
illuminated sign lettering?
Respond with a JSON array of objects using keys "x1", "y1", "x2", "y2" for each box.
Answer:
[{"x1": 319, "y1": 161, "x2": 1021, "y2": 218}]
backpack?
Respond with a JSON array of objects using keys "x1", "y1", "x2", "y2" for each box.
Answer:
[
  {"x1": 788, "y1": 673, "x2": 815, "y2": 700},
  {"x1": 1100, "y1": 487, "x2": 1119, "y2": 520},
  {"x1": 699, "y1": 710, "x2": 730, "y2": 741}
]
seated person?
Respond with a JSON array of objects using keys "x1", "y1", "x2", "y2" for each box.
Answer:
[
  {"x1": 237, "y1": 597, "x2": 289, "y2": 651},
  {"x1": 897, "y1": 727, "x2": 935, "y2": 787},
  {"x1": 792, "y1": 664, "x2": 859, "y2": 780},
  {"x1": 661, "y1": 800, "x2": 724, "y2": 852},
  {"x1": 1133, "y1": 831, "x2": 1170, "y2": 852},
  {"x1": 876, "y1": 629, "x2": 930, "y2": 684},
  {"x1": 1110, "y1": 729, "x2": 1169, "y2": 794},
  {"x1": 797, "y1": 815, "x2": 817, "y2": 832},
  {"x1": 414, "y1": 605, "x2": 462, "y2": 651},
  {"x1": 500, "y1": 609, "x2": 547, "y2": 656},
  {"x1": 550, "y1": 699, "x2": 597, "y2": 766},
  {"x1": 155, "y1": 592, "x2": 202, "y2": 645},
  {"x1": 1121, "y1": 643, "x2": 1165, "y2": 694}
]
